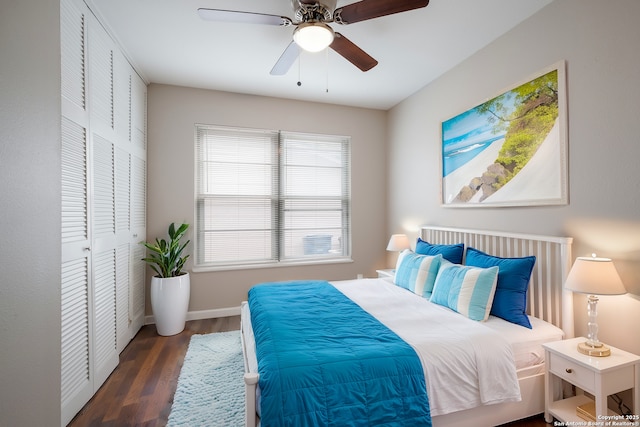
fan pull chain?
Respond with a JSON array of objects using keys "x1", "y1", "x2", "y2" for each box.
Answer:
[
  {"x1": 325, "y1": 48, "x2": 329, "y2": 93},
  {"x1": 297, "y1": 52, "x2": 302, "y2": 87}
]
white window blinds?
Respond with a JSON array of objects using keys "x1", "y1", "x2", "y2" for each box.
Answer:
[
  {"x1": 280, "y1": 131, "x2": 350, "y2": 261},
  {"x1": 195, "y1": 125, "x2": 351, "y2": 268}
]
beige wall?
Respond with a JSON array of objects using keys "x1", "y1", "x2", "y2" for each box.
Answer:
[
  {"x1": 387, "y1": 0, "x2": 640, "y2": 354},
  {"x1": 147, "y1": 85, "x2": 388, "y2": 314},
  {"x1": 0, "y1": 0, "x2": 62, "y2": 425}
]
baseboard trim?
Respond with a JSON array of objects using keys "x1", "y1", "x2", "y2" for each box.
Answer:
[{"x1": 144, "y1": 306, "x2": 242, "y2": 325}]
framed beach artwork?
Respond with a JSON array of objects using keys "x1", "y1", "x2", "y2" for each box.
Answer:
[{"x1": 441, "y1": 61, "x2": 568, "y2": 207}]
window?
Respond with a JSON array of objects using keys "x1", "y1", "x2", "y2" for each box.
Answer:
[{"x1": 195, "y1": 124, "x2": 351, "y2": 269}]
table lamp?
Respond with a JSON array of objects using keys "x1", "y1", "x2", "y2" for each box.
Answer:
[
  {"x1": 386, "y1": 234, "x2": 410, "y2": 252},
  {"x1": 564, "y1": 255, "x2": 626, "y2": 357}
]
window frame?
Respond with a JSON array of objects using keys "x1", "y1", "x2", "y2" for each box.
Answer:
[{"x1": 193, "y1": 124, "x2": 352, "y2": 272}]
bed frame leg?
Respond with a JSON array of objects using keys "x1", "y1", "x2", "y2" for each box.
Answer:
[{"x1": 244, "y1": 372, "x2": 259, "y2": 427}]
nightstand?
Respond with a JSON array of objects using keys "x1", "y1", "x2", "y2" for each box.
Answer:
[
  {"x1": 376, "y1": 269, "x2": 395, "y2": 279},
  {"x1": 543, "y1": 337, "x2": 640, "y2": 424}
]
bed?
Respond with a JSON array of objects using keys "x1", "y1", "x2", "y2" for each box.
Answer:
[{"x1": 240, "y1": 226, "x2": 574, "y2": 427}]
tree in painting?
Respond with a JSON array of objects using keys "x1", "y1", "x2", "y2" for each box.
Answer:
[
  {"x1": 478, "y1": 70, "x2": 559, "y2": 192},
  {"x1": 445, "y1": 69, "x2": 560, "y2": 204}
]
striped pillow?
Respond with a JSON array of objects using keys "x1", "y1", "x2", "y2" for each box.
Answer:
[
  {"x1": 430, "y1": 263, "x2": 499, "y2": 321},
  {"x1": 394, "y1": 250, "x2": 443, "y2": 297}
]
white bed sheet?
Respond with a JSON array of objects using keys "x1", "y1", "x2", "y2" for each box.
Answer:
[
  {"x1": 332, "y1": 278, "x2": 521, "y2": 416},
  {"x1": 376, "y1": 276, "x2": 565, "y2": 371}
]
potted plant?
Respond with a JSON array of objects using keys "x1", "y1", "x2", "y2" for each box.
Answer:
[{"x1": 142, "y1": 223, "x2": 191, "y2": 336}]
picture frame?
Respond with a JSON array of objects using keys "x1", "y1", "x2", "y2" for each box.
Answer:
[{"x1": 441, "y1": 61, "x2": 568, "y2": 207}]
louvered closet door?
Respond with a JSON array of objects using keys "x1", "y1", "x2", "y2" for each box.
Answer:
[
  {"x1": 129, "y1": 72, "x2": 147, "y2": 336},
  {"x1": 115, "y1": 144, "x2": 131, "y2": 351},
  {"x1": 88, "y1": 13, "x2": 119, "y2": 389},
  {"x1": 129, "y1": 153, "x2": 146, "y2": 335},
  {"x1": 61, "y1": 116, "x2": 93, "y2": 426},
  {"x1": 61, "y1": 0, "x2": 93, "y2": 424},
  {"x1": 112, "y1": 54, "x2": 147, "y2": 348},
  {"x1": 113, "y1": 50, "x2": 133, "y2": 352},
  {"x1": 61, "y1": 0, "x2": 147, "y2": 423},
  {"x1": 90, "y1": 133, "x2": 119, "y2": 386}
]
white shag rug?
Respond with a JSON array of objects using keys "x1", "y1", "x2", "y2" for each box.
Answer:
[{"x1": 168, "y1": 331, "x2": 245, "y2": 427}]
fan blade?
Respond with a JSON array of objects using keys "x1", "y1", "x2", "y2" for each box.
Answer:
[
  {"x1": 334, "y1": 0, "x2": 429, "y2": 25},
  {"x1": 270, "y1": 42, "x2": 300, "y2": 75},
  {"x1": 197, "y1": 8, "x2": 292, "y2": 26},
  {"x1": 330, "y1": 33, "x2": 378, "y2": 72}
]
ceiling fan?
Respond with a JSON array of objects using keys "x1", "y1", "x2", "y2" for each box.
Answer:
[{"x1": 197, "y1": 0, "x2": 430, "y2": 75}]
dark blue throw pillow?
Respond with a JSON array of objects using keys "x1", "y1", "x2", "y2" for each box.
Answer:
[
  {"x1": 415, "y1": 238, "x2": 464, "y2": 264},
  {"x1": 464, "y1": 247, "x2": 536, "y2": 328}
]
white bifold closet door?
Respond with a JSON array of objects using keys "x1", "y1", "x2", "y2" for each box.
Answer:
[
  {"x1": 61, "y1": 1, "x2": 93, "y2": 422},
  {"x1": 61, "y1": 0, "x2": 146, "y2": 424}
]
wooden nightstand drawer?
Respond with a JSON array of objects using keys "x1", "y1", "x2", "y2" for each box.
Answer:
[{"x1": 549, "y1": 353, "x2": 595, "y2": 391}]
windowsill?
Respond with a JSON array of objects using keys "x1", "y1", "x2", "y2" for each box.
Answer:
[{"x1": 191, "y1": 257, "x2": 354, "y2": 273}]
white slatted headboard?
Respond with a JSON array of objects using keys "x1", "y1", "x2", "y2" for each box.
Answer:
[{"x1": 421, "y1": 226, "x2": 574, "y2": 337}]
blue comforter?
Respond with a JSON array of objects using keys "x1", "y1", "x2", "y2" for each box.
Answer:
[{"x1": 248, "y1": 280, "x2": 431, "y2": 426}]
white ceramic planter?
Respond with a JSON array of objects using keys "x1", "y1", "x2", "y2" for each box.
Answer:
[{"x1": 150, "y1": 273, "x2": 190, "y2": 336}]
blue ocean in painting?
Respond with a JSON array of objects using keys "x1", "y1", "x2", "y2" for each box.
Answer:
[
  {"x1": 442, "y1": 98, "x2": 515, "y2": 177},
  {"x1": 442, "y1": 135, "x2": 504, "y2": 176}
]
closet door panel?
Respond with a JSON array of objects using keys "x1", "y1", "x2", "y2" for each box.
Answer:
[
  {"x1": 115, "y1": 147, "x2": 131, "y2": 234},
  {"x1": 61, "y1": 117, "x2": 89, "y2": 249},
  {"x1": 61, "y1": 0, "x2": 86, "y2": 113},
  {"x1": 115, "y1": 145, "x2": 133, "y2": 351},
  {"x1": 131, "y1": 154, "x2": 146, "y2": 233},
  {"x1": 129, "y1": 71, "x2": 146, "y2": 332},
  {"x1": 88, "y1": 15, "x2": 114, "y2": 135},
  {"x1": 130, "y1": 151, "x2": 147, "y2": 334},
  {"x1": 92, "y1": 134, "x2": 115, "y2": 241},
  {"x1": 86, "y1": 9, "x2": 120, "y2": 407},
  {"x1": 130, "y1": 243, "x2": 146, "y2": 334},
  {"x1": 61, "y1": 257, "x2": 92, "y2": 425},
  {"x1": 113, "y1": 50, "x2": 131, "y2": 142},
  {"x1": 92, "y1": 249, "x2": 118, "y2": 386},
  {"x1": 90, "y1": 110, "x2": 119, "y2": 388},
  {"x1": 116, "y1": 243, "x2": 131, "y2": 351},
  {"x1": 61, "y1": 1, "x2": 92, "y2": 422},
  {"x1": 131, "y1": 73, "x2": 147, "y2": 150}
]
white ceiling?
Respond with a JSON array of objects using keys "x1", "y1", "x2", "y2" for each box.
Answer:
[{"x1": 86, "y1": 0, "x2": 553, "y2": 110}]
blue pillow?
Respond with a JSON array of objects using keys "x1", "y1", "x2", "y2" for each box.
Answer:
[
  {"x1": 415, "y1": 238, "x2": 464, "y2": 264},
  {"x1": 464, "y1": 247, "x2": 536, "y2": 328},
  {"x1": 430, "y1": 263, "x2": 499, "y2": 321},
  {"x1": 394, "y1": 250, "x2": 442, "y2": 298}
]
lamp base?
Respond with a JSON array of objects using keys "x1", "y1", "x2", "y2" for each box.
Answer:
[{"x1": 577, "y1": 341, "x2": 611, "y2": 357}]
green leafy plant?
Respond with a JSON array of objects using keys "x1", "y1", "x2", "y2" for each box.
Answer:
[{"x1": 141, "y1": 223, "x2": 190, "y2": 278}]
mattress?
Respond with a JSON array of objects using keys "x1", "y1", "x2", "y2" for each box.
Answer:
[{"x1": 483, "y1": 314, "x2": 564, "y2": 371}]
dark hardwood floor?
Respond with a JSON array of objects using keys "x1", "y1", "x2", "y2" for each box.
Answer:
[
  {"x1": 68, "y1": 316, "x2": 240, "y2": 427},
  {"x1": 68, "y1": 316, "x2": 550, "y2": 427}
]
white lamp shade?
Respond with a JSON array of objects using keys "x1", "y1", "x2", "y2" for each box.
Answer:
[
  {"x1": 293, "y1": 22, "x2": 334, "y2": 52},
  {"x1": 386, "y1": 234, "x2": 410, "y2": 252},
  {"x1": 565, "y1": 256, "x2": 626, "y2": 295}
]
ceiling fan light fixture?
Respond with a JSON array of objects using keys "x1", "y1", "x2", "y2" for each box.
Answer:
[{"x1": 293, "y1": 22, "x2": 335, "y2": 52}]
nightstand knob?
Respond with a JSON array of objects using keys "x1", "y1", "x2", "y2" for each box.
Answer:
[{"x1": 565, "y1": 368, "x2": 573, "y2": 374}]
